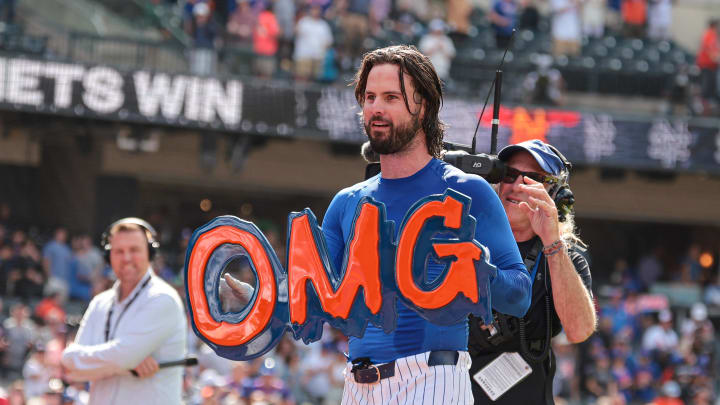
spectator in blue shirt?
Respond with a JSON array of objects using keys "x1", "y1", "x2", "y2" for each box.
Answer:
[
  {"x1": 489, "y1": 0, "x2": 518, "y2": 48},
  {"x1": 42, "y1": 227, "x2": 73, "y2": 303},
  {"x1": 244, "y1": 364, "x2": 293, "y2": 405},
  {"x1": 189, "y1": 2, "x2": 219, "y2": 75}
]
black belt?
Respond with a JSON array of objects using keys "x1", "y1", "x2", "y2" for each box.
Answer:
[{"x1": 351, "y1": 350, "x2": 460, "y2": 384}]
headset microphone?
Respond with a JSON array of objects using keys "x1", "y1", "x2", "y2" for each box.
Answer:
[{"x1": 101, "y1": 217, "x2": 160, "y2": 263}]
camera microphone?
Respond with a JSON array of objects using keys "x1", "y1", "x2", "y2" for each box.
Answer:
[{"x1": 440, "y1": 29, "x2": 518, "y2": 183}]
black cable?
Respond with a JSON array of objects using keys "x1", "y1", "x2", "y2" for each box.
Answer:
[{"x1": 518, "y1": 259, "x2": 552, "y2": 363}]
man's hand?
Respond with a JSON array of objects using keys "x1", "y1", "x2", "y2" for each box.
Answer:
[
  {"x1": 132, "y1": 356, "x2": 159, "y2": 379},
  {"x1": 517, "y1": 176, "x2": 560, "y2": 245},
  {"x1": 219, "y1": 273, "x2": 255, "y2": 312}
]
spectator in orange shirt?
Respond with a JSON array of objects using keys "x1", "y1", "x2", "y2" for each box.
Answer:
[
  {"x1": 697, "y1": 19, "x2": 719, "y2": 109},
  {"x1": 622, "y1": 0, "x2": 646, "y2": 38},
  {"x1": 34, "y1": 292, "x2": 66, "y2": 325},
  {"x1": 253, "y1": 4, "x2": 281, "y2": 78}
]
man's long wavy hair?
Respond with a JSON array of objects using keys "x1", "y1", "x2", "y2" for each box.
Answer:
[{"x1": 353, "y1": 45, "x2": 446, "y2": 158}]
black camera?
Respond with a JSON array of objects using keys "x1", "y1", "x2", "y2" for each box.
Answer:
[
  {"x1": 441, "y1": 143, "x2": 507, "y2": 184},
  {"x1": 363, "y1": 143, "x2": 507, "y2": 183}
]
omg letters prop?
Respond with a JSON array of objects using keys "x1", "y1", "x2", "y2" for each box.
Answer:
[{"x1": 185, "y1": 189, "x2": 497, "y2": 361}]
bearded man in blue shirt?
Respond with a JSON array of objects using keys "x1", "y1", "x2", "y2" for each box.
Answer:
[{"x1": 223, "y1": 45, "x2": 531, "y2": 404}]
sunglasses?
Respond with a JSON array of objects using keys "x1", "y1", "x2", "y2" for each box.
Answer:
[{"x1": 502, "y1": 167, "x2": 559, "y2": 185}]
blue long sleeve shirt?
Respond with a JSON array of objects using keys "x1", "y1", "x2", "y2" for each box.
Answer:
[{"x1": 321, "y1": 158, "x2": 530, "y2": 363}]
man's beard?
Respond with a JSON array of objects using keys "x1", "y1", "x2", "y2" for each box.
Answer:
[{"x1": 364, "y1": 115, "x2": 422, "y2": 155}]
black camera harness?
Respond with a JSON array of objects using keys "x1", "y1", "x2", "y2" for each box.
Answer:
[
  {"x1": 518, "y1": 239, "x2": 552, "y2": 363},
  {"x1": 469, "y1": 238, "x2": 552, "y2": 364}
]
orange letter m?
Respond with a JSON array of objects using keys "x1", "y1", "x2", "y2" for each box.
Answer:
[{"x1": 287, "y1": 202, "x2": 383, "y2": 328}]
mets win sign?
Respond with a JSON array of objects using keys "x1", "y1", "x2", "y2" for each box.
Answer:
[{"x1": 184, "y1": 190, "x2": 496, "y2": 361}]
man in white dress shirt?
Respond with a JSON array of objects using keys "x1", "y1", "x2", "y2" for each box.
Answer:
[{"x1": 62, "y1": 218, "x2": 187, "y2": 405}]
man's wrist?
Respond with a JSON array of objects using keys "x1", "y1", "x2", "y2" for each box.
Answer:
[
  {"x1": 542, "y1": 239, "x2": 566, "y2": 257},
  {"x1": 540, "y1": 232, "x2": 561, "y2": 248}
]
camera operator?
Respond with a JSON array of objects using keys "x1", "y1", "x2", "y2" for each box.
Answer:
[{"x1": 468, "y1": 140, "x2": 596, "y2": 404}]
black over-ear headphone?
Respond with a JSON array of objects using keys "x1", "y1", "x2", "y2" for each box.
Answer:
[
  {"x1": 101, "y1": 217, "x2": 160, "y2": 263},
  {"x1": 545, "y1": 145, "x2": 575, "y2": 222}
]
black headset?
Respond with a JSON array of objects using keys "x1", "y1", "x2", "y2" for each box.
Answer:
[
  {"x1": 101, "y1": 217, "x2": 160, "y2": 263},
  {"x1": 544, "y1": 144, "x2": 575, "y2": 223}
]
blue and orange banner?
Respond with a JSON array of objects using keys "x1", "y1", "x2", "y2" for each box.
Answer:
[{"x1": 184, "y1": 190, "x2": 496, "y2": 361}]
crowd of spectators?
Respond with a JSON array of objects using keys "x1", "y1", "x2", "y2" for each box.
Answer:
[
  {"x1": 168, "y1": 0, "x2": 677, "y2": 73},
  {"x1": 553, "y1": 242, "x2": 720, "y2": 405},
  {"x1": 3, "y1": 0, "x2": 716, "y2": 115},
  {"x1": 155, "y1": 0, "x2": 717, "y2": 116},
  {"x1": 0, "y1": 200, "x2": 718, "y2": 404}
]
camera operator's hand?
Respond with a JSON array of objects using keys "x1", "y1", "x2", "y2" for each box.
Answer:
[
  {"x1": 517, "y1": 176, "x2": 560, "y2": 246},
  {"x1": 219, "y1": 273, "x2": 255, "y2": 312}
]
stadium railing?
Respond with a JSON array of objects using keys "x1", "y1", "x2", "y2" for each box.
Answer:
[{"x1": 66, "y1": 32, "x2": 188, "y2": 73}]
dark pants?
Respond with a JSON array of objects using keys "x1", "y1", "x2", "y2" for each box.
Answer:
[
  {"x1": 496, "y1": 33, "x2": 512, "y2": 49},
  {"x1": 623, "y1": 22, "x2": 645, "y2": 38},
  {"x1": 700, "y1": 68, "x2": 719, "y2": 101},
  {"x1": 470, "y1": 350, "x2": 556, "y2": 405}
]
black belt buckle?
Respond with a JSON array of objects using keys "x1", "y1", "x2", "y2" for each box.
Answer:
[
  {"x1": 355, "y1": 364, "x2": 382, "y2": 384},
  {"x1": 351, "y1": 357, "x2": 394, "y2": 384}
]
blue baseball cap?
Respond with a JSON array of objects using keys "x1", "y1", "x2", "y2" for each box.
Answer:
[{"x1": 498, "y1": 139, "x2": 565, "y2": 176}]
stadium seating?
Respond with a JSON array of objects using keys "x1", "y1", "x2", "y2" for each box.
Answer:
[
  {"x1": 0, "y1": 24, "x2": 47, "y2": 55},
  {"x1": 10, "y1": 1, "x2": 700, "y2": 104}
]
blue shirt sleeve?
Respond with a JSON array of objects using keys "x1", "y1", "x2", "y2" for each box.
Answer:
[
  {"x1": 465, "y1": 178, "x2": 531, "y2": 318},
  {"x1": 42, "y1": 243, "x2": 52, "y2": 260},
  {"x1": 321, "y1": 191, "x2": 348, "y2": 274},
  {"x1": 493, "y1": 1, "x2": 503, "y2": 16}
]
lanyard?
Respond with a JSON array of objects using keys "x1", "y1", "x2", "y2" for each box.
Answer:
[
  {"x1": 105, "y1": 274, "x2": 151, "y2": 342},
  {"x1": 523, "y1": 239, "x2": 543, "y2": 289}
]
